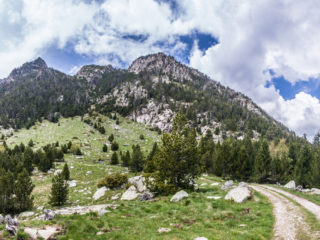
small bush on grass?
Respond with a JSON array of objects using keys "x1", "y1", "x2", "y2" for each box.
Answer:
[{"x1": 97, "y1": 173, "x2": 128, "y2": 189}]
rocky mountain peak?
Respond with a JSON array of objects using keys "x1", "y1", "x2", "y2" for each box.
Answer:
[
  {"x1": 128, "y1": 52, "x2": 206, "y2": 82},
  {"x1": 76, "y1": 64, "x2": 115, "y2": 83},
  {"x1": 4, "y1": 57, "x2": 48, "y2": 83}
]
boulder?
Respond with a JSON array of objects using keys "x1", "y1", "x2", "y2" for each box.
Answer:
[
  {"x1": 0, "y1": 214, "x2": 3, "y2": 224},
  {"x1": 44, "y1": 209, "x2": 56, "y2": 221},
  {"x1": 121, "y1": 186, "x2": 139, "y2": 201},
  {"x1": 54, "y1": 169, "x2": 62, "y2": 176},
  {"x1": 93, "y1": 187, "x2": 109, "y2": 201},
  {"x1": 68, "y1": 180, "x2": 77, "y2": 188},
  {"x1": 170, "y1": 190, "x2": 188, "y2": 202},
  {"x1": 5, "y1": 215, "x2": 18, "y2": 235},
  {"x1": 296, "y1": 185, "x2": 303, "y2": 191},
  {"x1": 239, "y1": 182, "x2": 249, "y2": 188},
  {"x1": 211, "y1": 182, "x2": 219, "y2": 186},
  {"x1": 221, "y1": 180, "x2": 234, "y2": 190},
  {"x1": 158, "y1": 227, "x2": 171, "y2": 233},
  {"x1": 25, "y1": 226, "x2": 59, "y2": 240},
  {"x1": 140, "y1": 191, "x2": 154, "y2": 201},
  {"x1": 19, "y1": 211, "x2": 34, "y2": 219},
  {"x1": 311, "y1": 188, "x2": 320, "y2": 195},
  {"x1": 128, "y1": 176, "x2": 147, "y2": 192},
  {"x1": 206, "y1": 196, "x2": 221, "y2": 200},
  {"x1": 225, "y1": 186, "x2": 252, "y2": 203},
  {"x1": 284, "y1": 180, "x2": 295, "y2": 189}
]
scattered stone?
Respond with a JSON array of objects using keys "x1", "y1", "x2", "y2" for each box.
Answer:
[
  {"x1": 54, "y1": 169, "x2": 62, "y2": 176},
  {"x1": 19, "y1": 211, "x2": 34, "y2": 219},
  {"x1": 211, "y1": 182, "x2": 219, "y2": 186},
  {"x1": 194, "y1": 237, "x2": 208, "y2": 240},
  {"x1": 86, "y1": 171, "x2": 92, "y2": 175},
  {"x1": 158, "y1": 227, "x2": 171, "y2": 233},
  {"x1": 239, "y1": 182, "x2": 249, "y2": 188},
  {"x1": 128, "y1": 175, "x2": 147, "y2": 192},
  {"x1": 239, "y1": 224, "x2": 247, "y2": 227},
  {"x1": 311, "y1": 188, "x2": 320, "y2": 195},
  {"x1": 111, "y1": 193, "x2": 121, "y2": 200},
  {"x1": 200, "y1": 183, "x2": 208, "y2": 186},
  {"x1": 225, "y1": 186, "x2": 252, "y2": 203},
  {"x1": 93, "y1": 187, "x2": 109, "y2": 201},
  {"x1": 37, "y1": 206, "x2": 44, "y2": 211},
  {"x1": 170, "y1": 190, "x2": 188, "y2": 202},
  {"x1": 5, "y1": 215, "x2": 18, "y2": 235},
  {"x1": 44, "y1": 209, "x2": 56, "y2": 221},
  {"x1": 121, "y1": 186, "x2": 139, "y2": 201},
  {"x1": 98, "y1": 208, "x2": 110, "y2": 216},
  {"x1": 206, "y1": 196, "x2": 221, "y2": 200},
  {"x1": 140, "y1": 191, "x2": 154, "y2": 201},
  {"x1": 221, "y1": 180, "x2": 234, "y2": 190},
  {"x1": 96, "y1": 231, "x2": 104, "y2": 236},
  {"x1": 284, "y1": 180, "x2": 295, "y2": 189},
  {"x1": 25, "y1": 226, "x2": 60, "y2": 240},
  {"x1": 202, "y1": 173, "x2": 208, "y2": 177},
  {"x1": 68, "y1": 180, "x2": 77, "y2": 188}
]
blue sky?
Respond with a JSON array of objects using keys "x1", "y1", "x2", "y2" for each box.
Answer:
[{"x1": 1, "y1": 0, "x2": 320, "y2": 139}]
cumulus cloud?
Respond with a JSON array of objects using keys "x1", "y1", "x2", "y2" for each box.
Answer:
[{"x1": 1, "y1": 0, "x2": 320, "y2": 138}]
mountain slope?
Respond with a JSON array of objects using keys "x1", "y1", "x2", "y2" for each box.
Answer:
[{"x1": 0, "y1": 53, "x2": 294, "y2": 141}]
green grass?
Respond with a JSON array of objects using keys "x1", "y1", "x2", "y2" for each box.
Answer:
[{"x1": 2, "y1": 115, "x2": 274, "y2": 239}]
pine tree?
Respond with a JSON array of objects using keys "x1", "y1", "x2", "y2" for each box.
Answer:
[
  {"x1": 108, "y1": 134, "x2": 114, "y2": 142},
  {"x1": 62, "y1": 163, "x2": 70, "y2": 181},
  {"x1": 129, "y1": 144, "x2": 144, "y2": 172},
  {"x1": 121, "y1": 150, "x2": 130, "y2": 167},
  {"x1": 102, "y1": 144, "x2": 108, "y2": 152},
  {"x1": 28, "y1": 139, "x2": 34, "y2": 147},
  {"x1": 49, "y1": 173, "x2": 68, "y2": 206},
  {"x1": 254, "y1": 140, "x2": 272, "y2": 183},
  {"x1": 111, "y1": 152, "x2": 119, "y2": 165},
  {"x1": 0, "y1": 169, "x2": 14, "y2": 214},
  {"x1": 111, "y1": 141, "x2": 119, "y2": 151},
  {"x1": 144, "y1": 142, "x2": 158, "y2": 173},
  {"x1": 294, "y1": 145, "x2": 313, "y2": 187},
  {"x1": 14, "y1": 169, "x2": 34, "y2": 213}
]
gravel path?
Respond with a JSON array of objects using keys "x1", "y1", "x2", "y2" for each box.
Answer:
[
  {"x1": 252, "y1": 185, "x2": 319, "y2": 240},
  {"x1": 265, "y1": 185, "x2": 320, "y2": 221}
]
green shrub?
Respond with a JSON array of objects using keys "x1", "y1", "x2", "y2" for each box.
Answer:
[
  {"x1": 98, "y1": 173, "x2": 128, "y2": 189},
  {"x1": 111, "y1": 141, "x2": 119, "y2": 151}
]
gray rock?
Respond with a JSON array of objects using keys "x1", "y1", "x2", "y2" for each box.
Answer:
[
  {"x1": 170, "y1": 190, "x2": 188, "y2": 202},
  {"x1": 111, "y1": 193, "x2": 121, "y2": 200},
  {"x1": 121, "y1": 186, "x2": 139, "y2": 201},
  {"x1": 225, "y1": 186, "x2": 252, "y2": 203},
  {"x1": 98, "y1": 208, "x2": 110, "y2": 216},
  {"x1": 19, "y1": 211, "x2": 34, "y2": 219},
  {"x1": 284, "y1": 180, "x2": 296, "y2": 189},
  {"x1": 25, "y1": 226, "x2": 59, "y2": 240},
  {"x1": 221, "y1": 180, "x2": 234, "y2": 190},
  {"x1": 54, "y1": 169, "x2": 62, "y2": 176},
  {"x1": 5, "y1": 215, "x2": 18, "y2": 235},
  {"x1": 194, "y1": 237, "x2": 208, "y2": 240},
  {"x1": 93, "y1": 187, "x2": 109, "y2": 201},
  {"x1": 296, "y1": 185, "x2": 303, "y2": 191},
  {"x1": 158, "y1": 227, "x2": 171, "y2": 233},
  {"x1": 128, "y1": 175, "x2": 146, "y2": 192},
  {"x1": 311, "y1": 188, "x2": 320, "y2": 195},
  {"x1": 140, "y1": 191, "x2": 154, "y2": 201},
  {"x1": 86, "y1": 171, "x2": 92, "y2": 175},
  {"x1": 44, "y1": 209, "x2": 56, "y2": 221},
  {"x1": 68, "y1": 180, "x2": 77, "y2": 188},
  {"x1": 206, "y1": 196, "x2": 221, "y2": 200},
  {"x1": 0, "y1": 214, "x2": 3, "y2": 224},
  {"x1": 239, "y1": 182, "x2": 249, "y2": 188}
]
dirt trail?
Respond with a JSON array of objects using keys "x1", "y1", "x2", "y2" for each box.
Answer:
[
  {"x1": 264, "y1": 185, "x2": 320, "y2": 221},
  {"x1": 252, "y1": 185, "x2": 320, "y2": 240}
]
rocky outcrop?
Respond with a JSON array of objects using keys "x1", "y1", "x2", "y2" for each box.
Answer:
[
  {"x1": 225, "y1": 185, "x2": 252, "y2": 203},
  {"x1": 170, "y1": 190, "x2": 189, "y2": 202},
  {"x1": 24, "y1": 226, "x2": 60, "y2": 240},
  {"x1": 5, "y1": 215, "x2": 18, "y2": 235},
  {"x1": 93, "y1": 187, "x2": 109, "y2": 201},
  {"x1": 284, "y1": 180, "x2": 296, "y2": 189},
  {"x1": 221, "y1": 180, "x2": 234, "y2": 190},
  {"x1": 76, "y1": 64, "x2": 115, "y2": 83},
  {"x1": 121, "y1": 185, "x2": 139, "y2": 201}
]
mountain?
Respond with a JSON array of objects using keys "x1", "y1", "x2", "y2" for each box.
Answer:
[{"x1": 0, "y1": 53, "x2": 294, "y2": 141}]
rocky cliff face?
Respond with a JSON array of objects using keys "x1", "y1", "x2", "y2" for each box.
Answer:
[
  {"x1": 76, "y1": 65, "x2": 115, "y2": 83},
  {"x1": 2, "y1": 58, "x2": 48, "y2": 83}
]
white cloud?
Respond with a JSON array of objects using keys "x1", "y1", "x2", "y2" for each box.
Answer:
[
  {"x1": 1, "y1": 0, "x2": 320, "y2": 138},
  {"x1": 0, "y1": 0, "x2": 97, "y2": 78}
]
